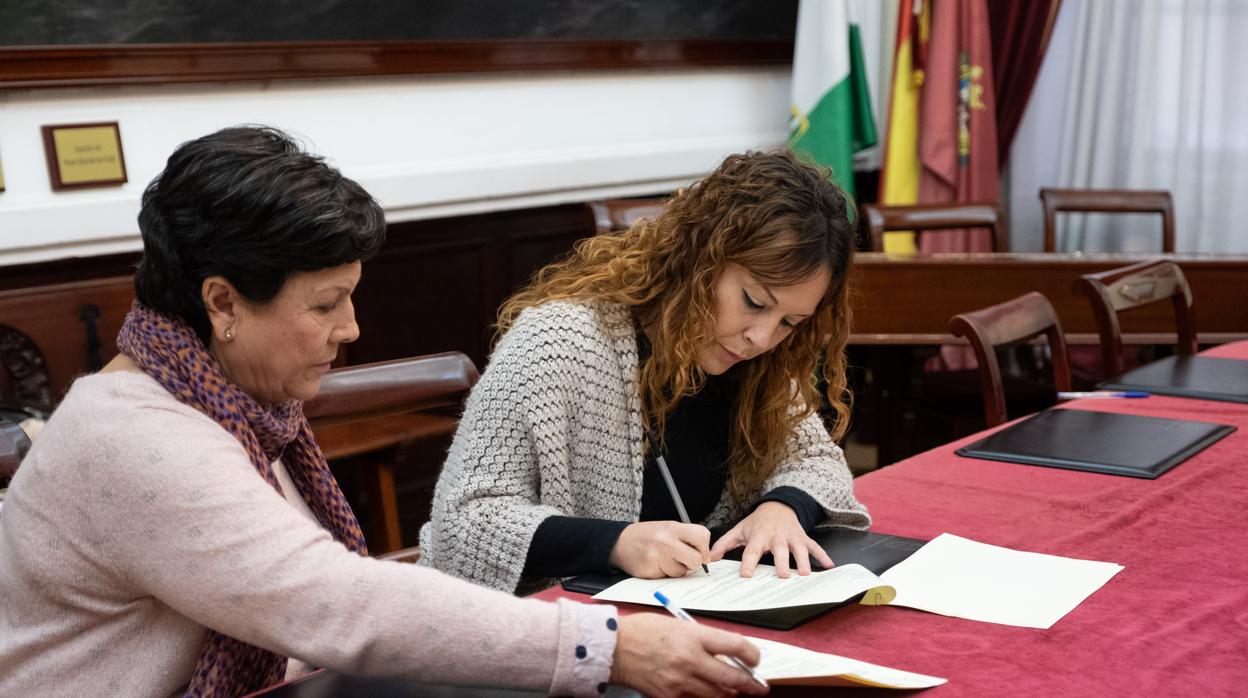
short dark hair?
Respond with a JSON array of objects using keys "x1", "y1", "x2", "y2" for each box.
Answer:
[{"x1": 134, "y1": 125, "x2": 386, "y2": 342}]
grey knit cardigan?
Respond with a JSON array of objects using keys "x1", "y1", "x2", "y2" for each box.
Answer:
[{"x1": 418, "y1": 300, "x2": 871, "y2": 593}]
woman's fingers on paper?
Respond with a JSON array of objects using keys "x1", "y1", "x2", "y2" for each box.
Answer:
[
  {"x1": 701, "y1": 631, "x2": 760, "y2": 667},
  {"x1": 738, "y1": 541, "x2": 766, "y2": 577},
  {"x1": 808, "y1": 537, "x2": 834, "y2": 569},
  {"x1": 676, "y1": 523, "x2": 712, "y2": 555},
  {"x1": 792, "y1": 543, "x2": 813, "y2": 575},
  {"x1": 660, "y1": 554, "x2": 692, "y2": 578},
  {"x1": 772, "y1": 541, "x2": 792, "y2": 578},
  {"x1": 709, "y1": 526, "x2": 744, "y2": 558},
  {"x1": 676, "y1": 541, "x2": 707, "y2": 575},
  {"x1": 693, "y1": 660, "x2": 760, "y2": 697},
  {"x1": 695, "y1": 631, "x2": 765, "y2": 694}
]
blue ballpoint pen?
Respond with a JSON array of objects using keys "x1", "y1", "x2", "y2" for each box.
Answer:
[
  {"x1": 1057, "y1": 391, "x2": 1151, "y2": 399},
  {"x1": 653, "y1": 591, "x2": 768, "y2": 688}
]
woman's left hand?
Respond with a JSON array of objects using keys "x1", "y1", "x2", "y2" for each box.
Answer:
[{"x1": 708, "y1": 502, "x2": 834, "y2": 578}]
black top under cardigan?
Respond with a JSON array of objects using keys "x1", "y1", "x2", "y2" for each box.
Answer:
[{"x1": 522, "y1": 330, "x2": 823, "y2": 578}]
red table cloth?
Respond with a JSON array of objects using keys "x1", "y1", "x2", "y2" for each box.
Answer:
[{"x1": 541, "y1": 342, "x2": 1248, "y2": 696}]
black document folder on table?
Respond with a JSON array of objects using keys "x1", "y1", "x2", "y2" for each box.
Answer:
[
  {"x1": 1101, "y1": 355, "x2": 1248, "y2": 404},
  {"x1": 956, "y1": 408, "x2": 1235, "y2": 479},
  {"x1": 560, "y1": 528, "x2": 925, "y2": 630}
]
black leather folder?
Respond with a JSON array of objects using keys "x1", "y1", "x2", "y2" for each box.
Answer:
[
  {"x1": 1101, "y1": 355, "x2": 1248, "y2": 404},
  {"x1": 956, "y1": 407, "x2": 1235, "y2": 478},
  {"x1": 560, "y1": 528, "x2": 925, "y2": 630}
]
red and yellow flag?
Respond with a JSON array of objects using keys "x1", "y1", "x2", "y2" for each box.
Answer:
[
  {"x1": 879, "y1": 0, "x2": 929, "y2": 253},
  {"x1": 917, "y1": 0, "x2": 999, "y2": 252},
  {"x1": 880, "y1": 0, "x2": 999, "y2": 254}
]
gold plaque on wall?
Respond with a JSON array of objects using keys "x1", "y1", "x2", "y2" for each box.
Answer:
[{"x1": 41, "y1": 122, "x2": 128, "y2": 191}]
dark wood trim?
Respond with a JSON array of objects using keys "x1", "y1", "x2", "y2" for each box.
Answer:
[
  {"x1": 0, "y1": 251, "x2": 139, "y2": 291},
  {"x1": 0, "y1": 38, "x2": 794, "y2": 90},
  {"x1": 850, "y1": 252, "x2": 1248, "y2": 343}
]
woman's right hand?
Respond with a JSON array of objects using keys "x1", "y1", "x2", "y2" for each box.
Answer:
[
  {"x1": 608, "y1": 521, "x2": 712, "y2": 578},
  {"x1": 610, "y1": 613, "x2": 768, "y2": 698}
]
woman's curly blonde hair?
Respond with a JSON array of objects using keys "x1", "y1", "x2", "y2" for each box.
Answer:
[{"x1": 497, "y1": 150, "x2": 856, "y2": 503}]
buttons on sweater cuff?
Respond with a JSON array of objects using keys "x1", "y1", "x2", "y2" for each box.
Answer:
[{"x1": 567, "y1": 603, "x2": 617, "y2": 698}]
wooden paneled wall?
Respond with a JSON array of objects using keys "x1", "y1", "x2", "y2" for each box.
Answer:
[
  {"x1": 348, "y1": 203, "x2": 592, "y2": 370},
  {"x1": 0, "y1": 203, "x2": 594, "y2": 403}
]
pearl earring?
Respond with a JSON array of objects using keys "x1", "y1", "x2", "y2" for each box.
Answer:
[{"x1": 224, "y1": 328, "x2": 234, "y2": 341}]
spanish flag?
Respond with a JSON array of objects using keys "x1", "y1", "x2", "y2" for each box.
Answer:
[{"x1": 879, "y1": 0, "x2": 930, "y2": 253}]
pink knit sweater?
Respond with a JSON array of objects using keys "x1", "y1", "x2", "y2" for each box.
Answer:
[{"x1": 0, "y1": 371, "x2": 616, "y2": 697}]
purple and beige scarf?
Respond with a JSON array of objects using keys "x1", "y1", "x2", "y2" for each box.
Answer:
[{"x1": 116, "y1": 302, "x2": 368, "y2": 698}]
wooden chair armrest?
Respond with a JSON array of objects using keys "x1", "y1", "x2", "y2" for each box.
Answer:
[{"x1": 377, "y1": 546, "x2": 422, "y2": 564}]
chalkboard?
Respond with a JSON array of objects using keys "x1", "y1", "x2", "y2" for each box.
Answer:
[{"x1": 1, "y1": 0, "x2": 797, "y2": 46}]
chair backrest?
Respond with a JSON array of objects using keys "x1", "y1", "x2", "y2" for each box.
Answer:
[
  {"x1": 0, "y1": 421, "x2": 30, "y2": 485},
  {"x1": 0, "y1": 429, "x2": 22, "y2": 484},
  {"x1": 586, "y1": 197, "x2": 668, "y2": 235},
  {"x1": 948, "y1": 292, "x2": 1072, "y2": 428},
  {"x1": 1072, "y1": 259, "x2": 1196, "y2": 377},
  {"x1": 862, "y1": 202, "x2": 1003, "y2": 252},
  {"x1": 1039, "y1": 188, "x2": 1175, "y2": 253},
  {"x1": 305, "y1": 352, "x2": 478, "y2": 425},
  {"x1": 305, "y1": 352, "x2": 479, "y2": 554},
  {"x1": 0, "y1": 325, "x2": 53, "y2": 419}
]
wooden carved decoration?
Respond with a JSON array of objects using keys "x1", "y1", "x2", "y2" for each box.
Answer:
[{"x1": 0, "y1": 325, "x2": 54, "y2": 418}]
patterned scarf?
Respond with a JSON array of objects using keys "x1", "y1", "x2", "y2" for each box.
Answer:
[{"x1": 116, "y1": 302, "x2": 368, "y2": 698}]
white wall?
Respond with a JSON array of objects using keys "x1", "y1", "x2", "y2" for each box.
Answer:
[{"x1": 0, "y1": 67, "x2": 791, "y2": 266}]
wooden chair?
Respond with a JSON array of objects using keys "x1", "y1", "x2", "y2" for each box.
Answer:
[
  {"x1": 1072, "y1": 259, "x2": 1196, "y2": 378},
  {"x1": 0, "y1": 420, "x2": 30, "y2": 488},
  {"x1": 0, "y1": 325, "x2": 54, "y2": 419},
  {"x1": 305, "y1": 352, "x2": 479, "y2": 555},
  {"x1": 949, "y1": 292, "x2": 1072, "y2": 428},
  {"x1": 1040, "y1": 188, "x2": 1175, "y2": 253},
  {"x1": 862, "y1": 202, "x2": 1003, "y2": 252},
  {"x1": 586, "y1": 197, "x2": 668, "y2": 235}
]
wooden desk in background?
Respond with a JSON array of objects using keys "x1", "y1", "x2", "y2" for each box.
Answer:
[
  {"x1": 847, "y1": 252, "x2": 1248, "y2": 464},
  {"x1": 849, "y1": 252, "x2": 1248, "y2": 345},
  {"x1": 8, "y1": 253, "x2": 1244, "y2": 401}
]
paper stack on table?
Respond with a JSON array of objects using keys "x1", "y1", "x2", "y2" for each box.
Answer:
[
  {"x1": 594, "y1": 532, "x2": 1122, "y2": 629},
  {"x1": 878, "y1": 532, "x2": 1123, "y2": 629},
  {"x1": 748, "y1": 637, "x2": 946, "y2": 689}
]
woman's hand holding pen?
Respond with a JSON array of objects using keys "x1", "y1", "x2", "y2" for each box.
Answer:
[
  {"x1": 610, "y1": 613, "x2": 768, "y2": 698},
  {"x1": 609, "y1": 521, "x2": 712, "y2": 578},
  {"x1": 709, "y1": 502, "x2": 834, "y2": 578}
]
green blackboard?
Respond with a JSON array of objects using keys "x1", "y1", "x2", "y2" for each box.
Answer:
[{"x1": 1, "y1": 0, "x2": 797, "y2": 45}]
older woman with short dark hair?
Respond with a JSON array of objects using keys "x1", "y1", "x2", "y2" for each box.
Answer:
[{"x1": 0, "y1": 126, "x2": 765, "y2": 698}]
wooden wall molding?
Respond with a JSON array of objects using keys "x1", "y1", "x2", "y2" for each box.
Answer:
[{"x1": 0, "y1": 38, "x2": 793, "y2": 90}]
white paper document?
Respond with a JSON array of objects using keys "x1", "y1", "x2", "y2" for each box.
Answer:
[
  {"x1": 591, "y1": 532, "x2": 1121, "y2": 629},
  {"x1": 879, "y1": 532, "x2": 1123, "y2": 629},
  {"x1": 748, "y1": 637, "x2": 947, "y2": 689},
  {"x1": 591, "y1": 559, "x2": 896, "y2": 611}
]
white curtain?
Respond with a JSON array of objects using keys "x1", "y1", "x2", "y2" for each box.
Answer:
[
  {"x1": 1008, "y1": 0, "x2": 1248, "y2": 253},
  {"x1": 851, "y1": 0, "x2": 899, "y2": 172}
]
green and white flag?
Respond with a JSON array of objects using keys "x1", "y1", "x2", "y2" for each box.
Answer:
[{"x1": 788, "y1": 0, "x2": 878, "y2": 197}]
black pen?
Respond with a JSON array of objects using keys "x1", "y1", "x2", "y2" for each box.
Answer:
[{"x1": 645, "y1": 430, "x2": 710, "y2": 575}]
